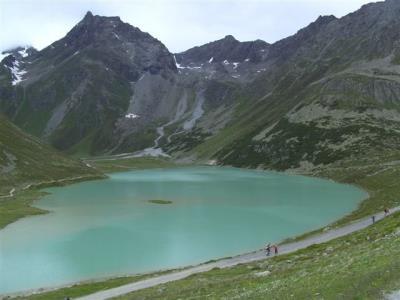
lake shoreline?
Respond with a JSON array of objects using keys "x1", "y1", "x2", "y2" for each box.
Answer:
[{"x1": 0, "y1": 164, "x2": 369, "y2": 297}]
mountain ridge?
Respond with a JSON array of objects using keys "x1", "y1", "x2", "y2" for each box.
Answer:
[{"x1": 1, "y1": 0, "x2": 400, "y2": 172}]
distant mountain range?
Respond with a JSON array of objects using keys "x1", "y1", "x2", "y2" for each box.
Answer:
[{"x1": 1, "y1": 0, "x2": 400, "y2": 171}]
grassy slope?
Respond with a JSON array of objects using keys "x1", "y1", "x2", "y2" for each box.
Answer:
[
  {"x1": 14, "y1": 277, "x2": 148, "y2": 300},
  {"x1": 0, "y1": 114, "x2": 103, "y2": 228},
  {"x1": 13, "y1": 272, "x2": 173, "y2": 300},
  {"x1": 20, "y1": 152, "x2": 400, "y2": 299},
  {"x1": 314, "y1": 151, "x2": 400, "y2": 225}
]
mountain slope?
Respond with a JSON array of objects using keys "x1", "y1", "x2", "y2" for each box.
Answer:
[
  {"x1": 1, "y1": 0, "x2": 400, "y2": 172},
  {"x1": 0, "y1": 113, "x2": 99, "y2": 194},
  {"x1": 188, "y1": 0, "x2": 400, "y2": 170},
  {"x1": 0, "y1": 12, "x2": 180, "y2": 155},
  {"x1": 0, "y1": 12, "x2": 250, "y2": 157}
]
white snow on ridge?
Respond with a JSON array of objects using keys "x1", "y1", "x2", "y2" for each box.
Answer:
[
  {"x1": 233, "y1": 62, "x2": 239, "y2": 69},
  {"x1": 173, "y1": 55, "x2": 185, "y2": 69},
  {"x1": 186, "y1": 66, "x2": 202, "y2": 70},
  {"x1": 173, "y1": 55, "x2": 203, "y2": 71},
  {"x1": 125, "y1": 113, "x2": 139, "y2": 119},
  {"x1": 208, "y1": 57, "x2": 214, "y2": 63},
  {"x1": 18, "y1": 47, "x2": 29, "y2": 58},
  {"x1": 223, "y1": 60, "x2": 229, "y2": 65},
  {"x1": 8, "y1": 60, "x2": 27, "y2": 86},
  {"x1": 1, "y1": 46, "x2": 31, "y2": 62},
  {"x1": 245, "y1": 58, "x2": 250, "y2": 62}
]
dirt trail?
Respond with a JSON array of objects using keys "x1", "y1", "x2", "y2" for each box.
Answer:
[{"x1": 0, "y1": 175, "x2": 100, "y2": 199}]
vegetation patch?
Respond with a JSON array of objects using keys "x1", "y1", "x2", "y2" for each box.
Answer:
[
  {"x1": 147, "y1": 200, "x2": 173, "y2": 205},
  {"x1": 0, "y1": 114, "x2": 103, "y2": 229},
  {"x1": 0, "y1": 190, "x2": 47, "y2": 229}
]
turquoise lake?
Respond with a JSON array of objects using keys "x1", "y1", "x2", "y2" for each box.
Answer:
[{"x1": 0, "y1": 167, "x2": 367, "y2": 294}]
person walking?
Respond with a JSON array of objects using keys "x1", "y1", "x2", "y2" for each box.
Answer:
[
  {"x1": 265, "y1": 243, "x2": 271, "y2": 256},
  {"x1": 274, "y1": 245, "x2": 278, "y2": 255},
  {"x1": 372, "y1": 215, "x2": 376, "y2": 224},
  {"x1": 384, "y1": 208, "x2": 390, "y2": 217}
]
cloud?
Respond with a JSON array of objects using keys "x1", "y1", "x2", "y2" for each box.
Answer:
[{"x1": 0, "y1": 0, "x2": 373, "y2": 53}]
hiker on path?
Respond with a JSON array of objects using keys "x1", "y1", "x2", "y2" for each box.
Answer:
[
  {"x1": 265, "y1": 243, "x2": 271, "y2": 256},
  {"x1": 372, "y1": 215, "x2": 376, "y2": 224},
  {"x1": 384, "y1": 208, "x2": 390, "y2": 216},
  {"x1": 274, "y1": 245, "x2": 278, "y2": 255}
]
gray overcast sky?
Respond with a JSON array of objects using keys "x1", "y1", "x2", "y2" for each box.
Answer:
[{"x1": 0, "y1": 0, "x2": 374, "y2": 53}]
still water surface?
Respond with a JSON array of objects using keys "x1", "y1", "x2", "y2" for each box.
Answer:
[{"x1": 0, "y1": 167, "x2": 367, "y2": 294}]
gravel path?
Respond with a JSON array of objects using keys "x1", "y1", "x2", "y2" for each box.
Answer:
[
  {"x1": 0, "y1": 175, "x2": 100, "y2": 199},
  {"x1": 77, "y1": 207, "x2": 400, "y2": 300},
  {"x1": 0, "y1": 188, "x2": 15, "y2": 199},
  {"x1": 387, "y1": 290, "x2": 400, "y2": 300}
]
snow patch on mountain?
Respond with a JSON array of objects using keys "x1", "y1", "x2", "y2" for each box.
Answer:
[
  {"x1": 18, "y1": 47, "x2": 29, "y2": 58},
  {"x1": 1, "y1": 45, "x2": 31, "y2": 62},
  {"x1": 173, "y1": 55, "x2": 185, "y2": 69},
  {"x1": 125, "y1": 113, "x2": 139, "y2": 119},
  {"x1": 7, "y1": 60, "x2": 27, "y2": 86}
]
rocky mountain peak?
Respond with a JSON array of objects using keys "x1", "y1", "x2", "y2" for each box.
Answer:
[
  {"x1": 222, "y1": 35, "x2": 237, "y2": 42},
  {"x1": 176, "y1": 35, "x2": 269, "y2": 65},
  {"x1": 78, "y1": 11, "x2": 122, "y2": 27},
  {"x1": 314, "y1": 15, "x2": 337, "y2": 26},
  {"x1": 83, "y1": 10, "x2": 94, "y2": 19},
  {"x1": 0, "y1": 46, "x2": 37, "y2": 61},
  {"x1": 38, "y1": 12, "x2": 177, "y2": 76},
  {"x1": 63, "y1": 12, "x2": 128, "y2": 48}
]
